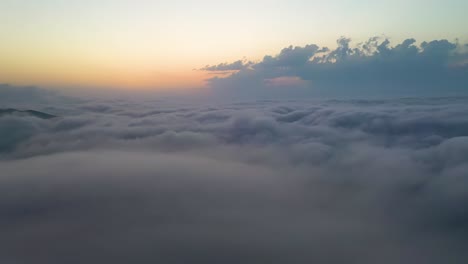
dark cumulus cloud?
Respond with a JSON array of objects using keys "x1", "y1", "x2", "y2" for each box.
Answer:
[
  {"x1": 1, "y1": 86, "x2": 468, "y2": 263},
  {"x1": 200, "y1": 60, "x2": 253, "y2": 72},
  {"x1": 203, "y1": 37, "x2": 468, "y2": 98}
]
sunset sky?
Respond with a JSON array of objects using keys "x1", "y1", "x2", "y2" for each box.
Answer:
[
  {"x1": 3, "y1": 2, "x2": 468, "y2": 263},
  {"x1": 1, "y1": 0, "x2": 467, "y2": 90}
]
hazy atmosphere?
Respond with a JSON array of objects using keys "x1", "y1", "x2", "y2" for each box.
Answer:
[{"x1": 1, "y1": 1, "x2": 468, "y2": 263}]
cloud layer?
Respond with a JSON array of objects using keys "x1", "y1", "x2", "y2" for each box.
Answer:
[
  {"x1": 1, "y1": 88, "x2": 468, "y2": 263},
  {"x1": 203, "y1": 37, "x2": 468, "y2": 98}
]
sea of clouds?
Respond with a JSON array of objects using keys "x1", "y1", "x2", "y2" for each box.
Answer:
[{"x1": 1, "y1": 85, "x2": 468, "y2": 263}]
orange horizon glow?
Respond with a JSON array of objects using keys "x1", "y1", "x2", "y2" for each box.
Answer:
[
  {"x1": 0, "y1": 62, "x2": 213, "y2": 90},
  {"x1": 1, "y1": 1, "x2": 466, "y2": 91}
]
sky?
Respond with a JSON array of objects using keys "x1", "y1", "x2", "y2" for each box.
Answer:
[
  {"x1": 2, "y1": 2, "x2": 468, "y2": 262},
  {"x1": 1, "y1": 0, "x2": 467, "y2": 91}
]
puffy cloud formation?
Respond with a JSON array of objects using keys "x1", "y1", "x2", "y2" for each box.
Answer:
[
  {"x1": 1, "y1": 88, "x2": 468, "y2": 263},
  {"x1": 205, "y1": 37, "x2": 468, "y2": 98},
  {"x1": 200, "y1": 60, "x2": 253, "y2": 71}
]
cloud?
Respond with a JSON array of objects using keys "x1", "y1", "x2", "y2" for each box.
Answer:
[
  {"x1": 200, "y1": 60, "x2": 253, "y2": 71},
  {"x1": 206, "y1": 37, "x2": 468, "y2": 99},
  {"x1": 0, "y1": 84, "x2": 77, "y2": 108},
  {"x1": 0, "y1": 116, "x2": 45, "y2": 153},
  {"x1": 264, "y1": 76, "x2": 307, "y2": 87},
  {"x1": 1, "y1": 148, "x2": 466, "y2": 264},
  {"x1": 261, "y1": 44, "x2": 323, "y2": 67},
  {"x1": 1, "y1": 93, "x2": 468, "y2": 263}
]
